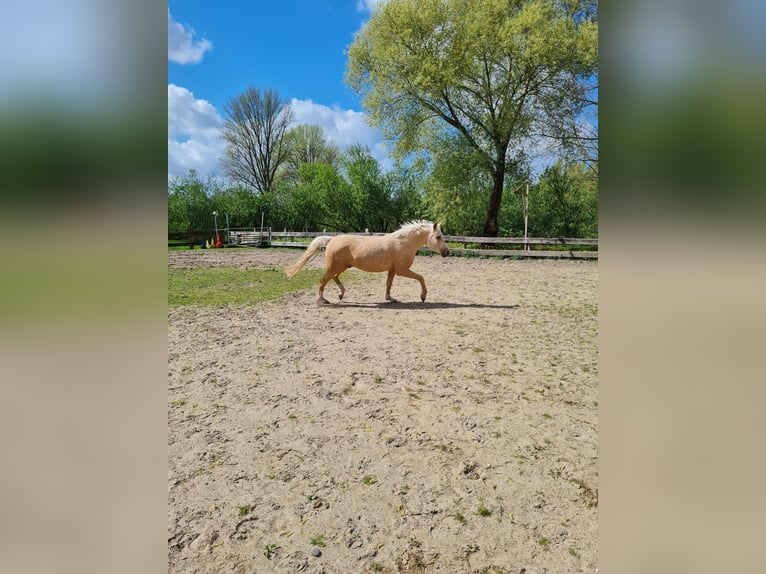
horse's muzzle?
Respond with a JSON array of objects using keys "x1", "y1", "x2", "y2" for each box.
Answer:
[{"x1": 441, "y1": 249, "x2": 449, "y2": 257}]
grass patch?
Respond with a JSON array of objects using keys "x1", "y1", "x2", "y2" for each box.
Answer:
[
  {"x1": 310, "y1": 534, "x2": 327, "y2": 547},
  {"x1": 362, "y1": 475, "x2": 378, "y2": 485},
  {"x1": 168, "y1": 267, "x2": 325, "y2": 306},
  {"x1": 537, "y1": 536, "x2": 551, "y2": 550},
  {"x1": 476, "y1": 502, "x2": 491, "y2": 517},
  {"x1": 454, "y1": 512, "x2": 467, "y2": 524},
  {"x1": 238, "y1": 504, "x2": 251, "y2": 516}
]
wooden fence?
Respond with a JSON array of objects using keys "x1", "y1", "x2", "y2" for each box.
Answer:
[{"x1": 228, "y1": 229, "x2": 597, "y2": 259}]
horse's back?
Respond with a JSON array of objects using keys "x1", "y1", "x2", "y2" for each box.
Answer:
[{"x1": 326, "y1": 234, "x2": 406, "y2": 273}]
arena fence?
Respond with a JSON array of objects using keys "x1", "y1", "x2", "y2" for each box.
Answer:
[{"x1": 225, "y1": 229, "x2": 598, "y2": 259}]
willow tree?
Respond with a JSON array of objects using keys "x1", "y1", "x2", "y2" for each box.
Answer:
[
  {"x1": 346, "y1": 0, "x2": 597, "y2": 236},
  {"x1": 220, "y1": 86, "x2": 294, "y2": 194}
]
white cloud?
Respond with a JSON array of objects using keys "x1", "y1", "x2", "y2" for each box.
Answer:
[
  {"x1": 167, "y1": 84, "x2": 225, "y2": 178},
  {"x1": 289, "y1": 98, "x2": 391, "y2": 170},
  {"x1": 167, "y1": 92, "x2": 393, "y2": 178},
  {"x1": 168, "y1": 9, "x2": 212, "y2": 64}
]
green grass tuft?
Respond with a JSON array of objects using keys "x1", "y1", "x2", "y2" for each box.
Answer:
[
  {"x1": 310, "y1": 534, "x2": 327, "y2": 547},
  {"x1": 476, "y1": 503, "x2": 491, "y2": 517}
]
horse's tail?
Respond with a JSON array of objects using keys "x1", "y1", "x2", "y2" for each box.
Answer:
[{"x1": 285, "y1": 236, "x2": 333, "y2": 279}]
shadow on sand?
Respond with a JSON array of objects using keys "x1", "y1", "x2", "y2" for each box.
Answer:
[{"x1": 325, "y1": 300, "x2": 518, "y2": 310}]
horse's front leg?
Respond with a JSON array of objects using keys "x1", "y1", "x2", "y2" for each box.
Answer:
[
  {"x1": 397, "y1": 268, "x2": 427, "y2": 302},
  {"x1": 385, "y1": 269, "x2": 398, "y2": 303}
]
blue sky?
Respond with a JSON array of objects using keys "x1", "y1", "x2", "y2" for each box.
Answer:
[
  {"x1": 168, "y1": 1, "x2": 387, "y2": 179},
  {"x1": 167, "y1": 0, "x2": 598, "y2": 181}
]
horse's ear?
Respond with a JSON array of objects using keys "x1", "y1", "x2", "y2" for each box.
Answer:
[{"x1": 433, "y1": 221, "x2": 439, "y2": 231}]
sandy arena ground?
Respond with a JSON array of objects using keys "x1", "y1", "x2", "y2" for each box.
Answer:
[{"x1": 168, "y1": 248, "x2": 598, "y2": 573}]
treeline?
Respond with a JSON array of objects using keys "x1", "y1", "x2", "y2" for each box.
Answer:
[
  {"x1": 169, "y1": 136, "x2": 597, "y2": 240},
  {"x1": 180, "y1": 0, "x2": 598, "y2": 241}
]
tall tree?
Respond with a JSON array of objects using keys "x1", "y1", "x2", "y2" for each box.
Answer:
[
  {"x1": 341, "y1": 144, "x2": 389, "y2": 232},
  {"x1": 282, "y1": 124, "x2": 340, "y2": 183},
  {"x1": 220, "y1": 86, "x2": 294, "y2": 193},
  {"x1": 346, "y1": 0, "x2": 598, "y2": 235}
]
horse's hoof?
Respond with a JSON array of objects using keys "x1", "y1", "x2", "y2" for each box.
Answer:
[
  {"x1": 420, "y1": 294, "x2": 427, "y2": 302},
  {"x1": 317, "y1": 298, "x2": 330, "y2": 305},
  {"x1": 386, "y1": 298, "x2": 399, "y2": 304},
  {"x1": 338, "y1": 293, "x2": 344, "y2": 300}
]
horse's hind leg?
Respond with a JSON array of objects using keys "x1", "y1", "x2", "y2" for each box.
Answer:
[
  {"x1": 333, "y1": 275, "x2": 346, "y2": 300},
  {"x1": 317, "y1": 271, "x2": 334, "y2": 304},
  {"x1": 319, "y1": 257, "x2": 347, "y2": 304}
]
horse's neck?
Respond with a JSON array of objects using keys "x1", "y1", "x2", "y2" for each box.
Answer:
[{"x1": 401, "y1": 227, "x2": 430, "y2": 250}]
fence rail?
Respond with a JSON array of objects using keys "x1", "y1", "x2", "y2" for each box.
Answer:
[{"x1": 225, "y1": 229, "x2": 598, "y2": 259}]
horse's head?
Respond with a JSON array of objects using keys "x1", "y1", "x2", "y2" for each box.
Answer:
[{"x1": 428, "y1": 222, "x2": 450, "y2": 257}]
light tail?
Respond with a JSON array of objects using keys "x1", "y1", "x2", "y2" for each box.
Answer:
[{"x1": 284, "y1": 236, "x2": 333, "y2": 278}]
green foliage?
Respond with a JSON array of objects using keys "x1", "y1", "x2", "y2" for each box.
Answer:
[
  {"x1": 340, "y1": 144, "x2": 399, "y2": 231},
  {"x1": 282, "y1": 124, "x2": 340, "y2": 184},
  {"x1": 275, "y1": 144, "x2": 424, "y2": 232},
  {"x1": 423, "y1": 133, "x2": 491, "y2": 235},
  {"x1": 346, "y1": 0, "x2": 598, "y2": 235},
  {"x1": 524, "y1": 160, "x2": 598, "y2": 238},
  {"x1": 168, "y1": 145, "x2": 596, "y2": 240},
  {"x1": 168, "y1": 170, "x2": 214, "y2": 233},
  {"x1": 276, "y1": 162, "x2": 344, "y2": 231},
  {"x1": 423, "y1": 133, "x2": 533, "y2": 235}
]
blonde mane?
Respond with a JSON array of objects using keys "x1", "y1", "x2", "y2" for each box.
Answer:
[{"x1": 391, "y1": 220, "x2": 435, "y2": 237}]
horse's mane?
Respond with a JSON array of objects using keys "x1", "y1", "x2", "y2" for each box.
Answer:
[{"x1": 391, "y1": 220, "x2": 435, "y2": 237}]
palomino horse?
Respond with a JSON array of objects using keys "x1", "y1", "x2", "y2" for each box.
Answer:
[{"x1": 285, "y1": 220, "x2": 449, "y2": 304}]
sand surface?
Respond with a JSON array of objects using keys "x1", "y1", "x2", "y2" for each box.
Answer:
[{"x1": 168, "y1": 249, "x2": 598, "y2": 573}]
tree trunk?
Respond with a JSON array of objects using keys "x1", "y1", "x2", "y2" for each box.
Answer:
[{"x1": 482, "y1": 162, "x2": 505, "y2": 237}]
